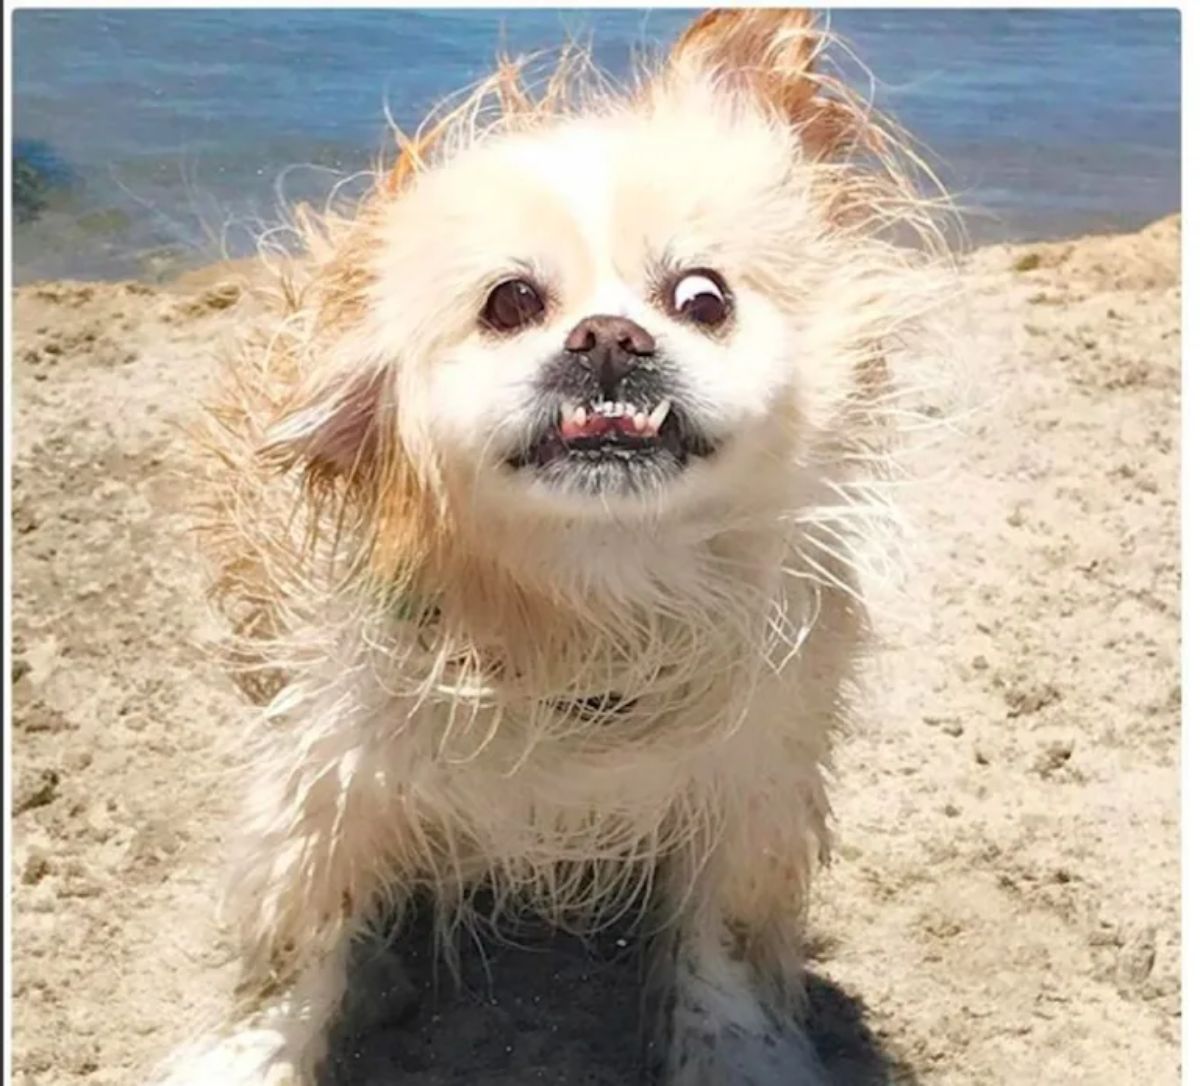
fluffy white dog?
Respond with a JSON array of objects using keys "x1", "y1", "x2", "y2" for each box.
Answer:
[{"x1": 171, "y1": 10, "x2": 947, "y2": 1084}]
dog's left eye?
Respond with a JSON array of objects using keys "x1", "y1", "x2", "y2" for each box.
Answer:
[
  {"x1": 482, "y1": 278, "x2": 546, "y2": 333},
  {"x1": 669, "y1": 269, "x2": 732, "y2": 328}
]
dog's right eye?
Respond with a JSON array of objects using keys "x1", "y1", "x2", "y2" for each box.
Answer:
[{"x1": 481, "y1": 278, "x2": 546, "y2": 333}]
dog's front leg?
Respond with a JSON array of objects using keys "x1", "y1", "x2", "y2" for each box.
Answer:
[
  {"x1": 155, "y1": 941, "x2": 352, "y2": 1086},
  {"x1": 154, "y1": 726, "x2": 413, "y2": 1086},
  {"x1": 652, "y1": 821, "x2": 828, "y2": 1085}
]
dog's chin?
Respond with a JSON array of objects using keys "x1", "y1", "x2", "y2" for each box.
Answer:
[{"x1": 503, "y1": 400, "x2": 720, "y2": 501}]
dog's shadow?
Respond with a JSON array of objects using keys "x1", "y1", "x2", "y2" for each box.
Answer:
[{"x1": 323, "y1": 904, "x2": 918, "y2": 1085}]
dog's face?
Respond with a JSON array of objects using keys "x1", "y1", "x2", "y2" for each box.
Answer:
[
  {"x1": 272, "y1": 12, "x2": 921, "y2": 558},
  {"x1": 370, "y1": 98, "x2": 811, "y2": 521}
]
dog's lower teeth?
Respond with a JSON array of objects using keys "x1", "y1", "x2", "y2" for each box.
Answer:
[{"x1": 648, "y1": 399, "x2": 671, "y2": 432}]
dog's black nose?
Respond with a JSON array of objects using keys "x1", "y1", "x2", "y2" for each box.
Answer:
[{"x1": 564, "y1": 314, "x2": 656, "y2": 396}]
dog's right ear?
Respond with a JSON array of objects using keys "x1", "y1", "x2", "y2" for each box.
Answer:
[{"x1": 261, "y1": 364, "x2": 392, "y2": 485}]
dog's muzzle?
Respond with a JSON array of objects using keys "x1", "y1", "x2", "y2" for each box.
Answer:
[{"x1": 504, "y1": 314, "x2": 719, "y2": 493}]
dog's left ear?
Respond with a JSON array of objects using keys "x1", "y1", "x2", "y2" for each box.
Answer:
[{"x1": 669, "y1": 9, "x2": 854, "y2": 160}]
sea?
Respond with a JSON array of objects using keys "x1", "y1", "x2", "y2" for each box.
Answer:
[{"x1": 11, "y1": 8, "x2": 1182, "y2": 284}]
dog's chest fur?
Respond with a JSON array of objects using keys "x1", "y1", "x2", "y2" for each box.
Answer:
[{"x1": 272, "y1": 553, "x2": 855, "y2": 923}]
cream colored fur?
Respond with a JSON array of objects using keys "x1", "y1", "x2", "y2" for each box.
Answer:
[{"x1": 160, "y1": 10, "x2": 949, "y2": 1085}]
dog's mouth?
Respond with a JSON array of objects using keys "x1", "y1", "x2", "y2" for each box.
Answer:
[{"x1": 506, "y1": 398, "x2": 718, "y2": 491}]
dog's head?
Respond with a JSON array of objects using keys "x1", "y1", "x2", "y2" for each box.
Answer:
[{"x1": 262, "y1": 10, "x2": 940, "y2": 584}]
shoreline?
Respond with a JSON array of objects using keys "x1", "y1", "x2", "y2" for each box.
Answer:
[{"x1": 10, "y1": 210, "x2": 1183, "y2": 295}]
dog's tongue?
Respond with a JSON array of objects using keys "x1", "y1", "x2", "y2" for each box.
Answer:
[{"x1": 562, "y1": 414, "x2": 641, "y2": 441}]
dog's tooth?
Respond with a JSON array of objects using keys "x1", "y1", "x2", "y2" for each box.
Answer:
[
  {"x1": 572, "y1": 406, "x2": 587, "y2": 426},
  {"x1": 633, "y1": 411, "x2": 648, "y2": 432},
  {"x1": 561, "y1": 402, "x2": 574, "y2": 428},
  {"x1": 648, "y1": 398, "x2": 671, "y2": 433}
]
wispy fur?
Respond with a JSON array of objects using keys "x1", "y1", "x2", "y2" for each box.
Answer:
[{"x1": 174, "y1": 11, "x2": 951, "y2": 1085}]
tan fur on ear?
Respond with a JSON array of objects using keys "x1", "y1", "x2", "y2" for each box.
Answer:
[
  {"x1": 670, "y1": 8, "x2": 856, "y2": 160},
  {"x1": 261, "y1": 367, "x2": 389, "y2": 482},
  {"x1": 259, "y1": 364, "x2": 448, "y2": 582}
]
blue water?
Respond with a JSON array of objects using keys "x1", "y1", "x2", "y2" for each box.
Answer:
[{"x1": 12, "y1": 9, "x2": 1181, "y2": 283}]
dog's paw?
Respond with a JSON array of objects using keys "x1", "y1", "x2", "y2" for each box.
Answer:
[
  {"x1": 151, "y1": 1027, "x2": 307, "y2": 1086},
  {"x1": 662, "y1": 1021, "x2": 828, "y2": 1086}
]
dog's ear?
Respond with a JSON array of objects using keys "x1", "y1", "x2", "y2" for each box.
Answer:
[
  {"x1": 259, "y1": 361, "x2": 443, "y2": 579},
  {"x1": 262, "y1": 365, "x2": 391, "y2": 484},
  {"x1": 669, "y1": 9, "x2": 855, "y2": 160}
]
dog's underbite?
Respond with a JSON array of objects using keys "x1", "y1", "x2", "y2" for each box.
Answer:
[{"x1": 167, "y1": 10, "x2": 950, "y2": 1085}]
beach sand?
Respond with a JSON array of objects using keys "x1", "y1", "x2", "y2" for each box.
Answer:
[{"x1": 10, "y1": 215, "x2": 1181, "y2": 1085}]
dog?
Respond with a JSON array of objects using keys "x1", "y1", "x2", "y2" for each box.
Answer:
[{"x1": 168, "y1": 9, "x2": 947, "y2": 1084}]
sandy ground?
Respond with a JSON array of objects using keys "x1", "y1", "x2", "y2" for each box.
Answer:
[{"x1": 10, "y1": 215, "x2": 1181, "y2": 1085}]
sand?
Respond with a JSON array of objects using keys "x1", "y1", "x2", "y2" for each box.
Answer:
[{"x1": 10, "y1": 215, "x2": 1181, "y2": 1085}]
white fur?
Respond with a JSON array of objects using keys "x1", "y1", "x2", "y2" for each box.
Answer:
[{"x1": 170, "y1": 15, "x2": 949, "y2": 1086}]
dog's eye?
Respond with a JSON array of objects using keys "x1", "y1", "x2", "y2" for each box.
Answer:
[
  {"x1": 669, "y1": 270, "x2": 732, "y2": 328},
  {"x1": 482, "y1": 278, "x2": 546, "y2": 333}
]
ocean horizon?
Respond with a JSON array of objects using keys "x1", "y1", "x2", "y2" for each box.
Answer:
[{"x1": 12, "y1": 8, "x2": 1182, "y2": 284}]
